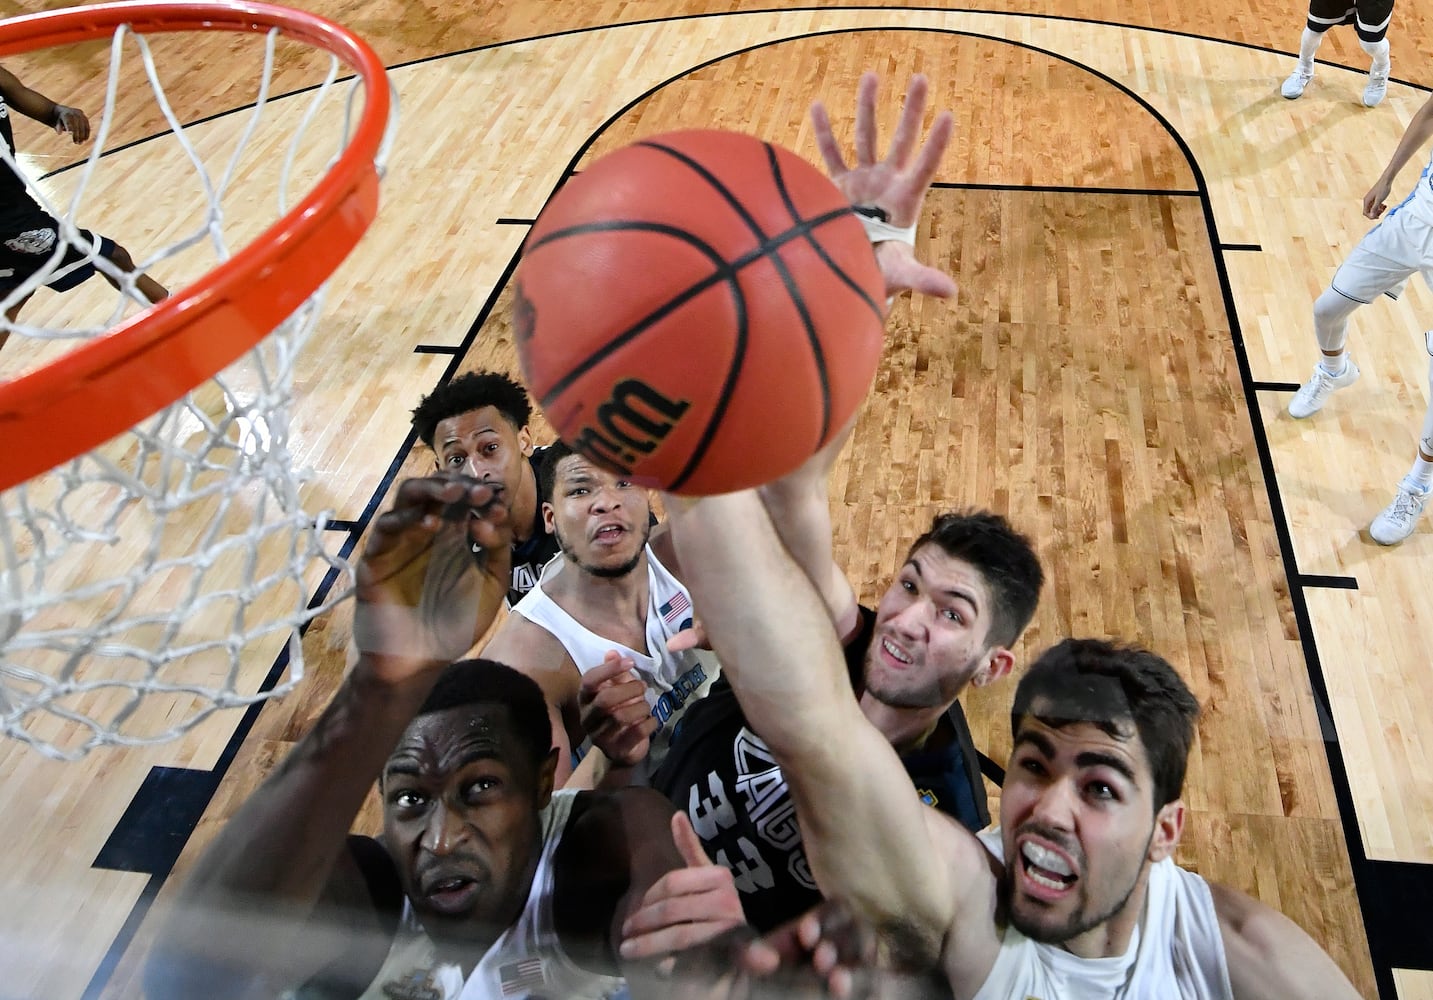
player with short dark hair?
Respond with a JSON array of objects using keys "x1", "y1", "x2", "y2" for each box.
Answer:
[
  {"x1": 410, "y1": 370, "x2": 533, "y2": 450},
  {"x1": 484, "y1": 442, "x2": 717, "y2": 786},
  {"x1": 1009, "y1": 637, "x2": 1200, "y2": 813},
  {"x1": 144, "y1": 480, "x2": 756, "y2": 1000},
  {"x1": 908, "y1": 511, "x2": 1043, "y2": 651},
  {"x1": 410, "y1": 370, "x2": 559, "y2": 605},
  {"x1": 0, "y1": 64, "x2": 168, "y2": 350},
  {"x1": 649, "y1": 509, "x2": 1043, "y2": 933},
  {"x1": 665, "y1": 488, "x2": 1363, "y2": 998}
]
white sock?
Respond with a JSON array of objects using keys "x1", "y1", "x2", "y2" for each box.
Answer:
[
  {"x1": 1319, "y1": 351, "x2": 1348, "y2": 376},
  {"x1": 1406, "y1": 456, "x2": 1433, "y2": 493},
  {"x1": 1360, "y1": 38, "x2": 1390, "y2": 75},
  {"x1": 1298, "y1": 28, "x2": 1323, "y2": 69}
]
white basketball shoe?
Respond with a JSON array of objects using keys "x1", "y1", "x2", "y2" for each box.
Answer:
[
  {"x1": 1282, "y1": 65, "x2": 1314, "y2": 99},
  {"x1": 1370, "y1": 479, "x2": 1430, "y2": 545},
  {"x1": 1288, "y1": 359, "x2": 1360, "y2": 418},
  {"x1": 1363, "y1": 68, "x2": 1389, "y2": 108}
]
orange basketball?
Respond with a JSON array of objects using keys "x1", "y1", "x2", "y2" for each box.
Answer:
[{"x1": 513, "y1": 129, "x2": 886, "y2": 495}]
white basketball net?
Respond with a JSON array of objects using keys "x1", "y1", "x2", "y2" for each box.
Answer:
[{"x1": 0, "y1": 20, "x2": 393, "y2": 758}]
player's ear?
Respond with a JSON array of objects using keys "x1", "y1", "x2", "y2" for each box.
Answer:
[
  {"x1": 1148, "y1": 799, "x2": 1184, "y2": 862},
  {"x1": 517, "y1": 424, "x2": 533, "y2": 456},
  {"x1": 542, "y1": 502, "x2": 556, "y2": 534},
  {"x1": 973, "y1": 647, "x2": 1015, "y2": 688},
  {"x1": 536, "y1": 747, "x2": 559, "y2": 807}
]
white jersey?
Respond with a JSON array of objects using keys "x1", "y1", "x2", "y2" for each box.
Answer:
[
  {"x1": 971, "y1": 828, "x2": 1233, "y2": 1000},
  {"x1": 355, "y1": 791, "x2": 625, "y2": 1000},
  {"x1": 1331, "y1": 150, "x2": 1433, "y2": 304},
  {"x1": 511, "y1": 546, "x2": 719, "y2": 772},
  {"x1": 1390, "y1": 150, "x2": 1433, "y2": 225}
]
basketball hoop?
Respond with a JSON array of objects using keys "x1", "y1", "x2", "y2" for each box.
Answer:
[{"x1": 0, "y1": 1, "x2": 396, "y2": 758}]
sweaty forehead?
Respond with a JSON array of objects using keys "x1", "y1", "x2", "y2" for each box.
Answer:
[
  {"x1": 388, "y1": 704, "x2": 520, "y2": 775},
  {"x1": 436, "y1": 407, "x2": 515, "y2": 445}
]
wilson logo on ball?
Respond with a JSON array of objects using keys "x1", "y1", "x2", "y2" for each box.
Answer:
[
  {"x1": 572, "y1": 379, "x2": 691, "y2": 472},
  {"x1": 513, "y1": 128, "x2": 886, "y2": 493}
]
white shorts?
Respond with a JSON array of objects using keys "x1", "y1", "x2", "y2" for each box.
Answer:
[{"x1": 1331, "y1": 196, "x2": 1433, "y2": 304}]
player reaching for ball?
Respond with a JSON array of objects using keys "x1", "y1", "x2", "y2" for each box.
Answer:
[
  {"x1": 812, "y1": 72, "x2": 956, "y2": 303},
  {"x1": 514, "y1": 73, "x2": 956, "y2": 495},
  {"x1": 488, "y1": 72, "x2": 960, "y2": 788}
]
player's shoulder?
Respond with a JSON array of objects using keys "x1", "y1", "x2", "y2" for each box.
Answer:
[
  {"x1": 483, "y1": 609, "x2": 576, "y2": 677},
  {"x1": 568, "y1": 786, "x2": 674, "y2": 833},
  {"x1": 924, "y1": 812, "x2": 1003, "y2": 922},
  {"x1": 556, "y1": 788, "x2": 675, "y2": 878}
]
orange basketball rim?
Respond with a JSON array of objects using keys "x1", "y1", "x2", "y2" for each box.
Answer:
[{"x1": 0, "y1": 1, "x2": 392, "y2": 492}]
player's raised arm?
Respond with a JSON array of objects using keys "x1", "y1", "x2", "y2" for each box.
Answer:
[
  {"x1": 665, "y1": 489, "x2": 962, "y2": 965},
  {"x1": 145, "y1": 476, "x2": 512, "y2": 998},
  {"x1": 812, "y1": 71, "x2": 956, "y2": 300},
  {"x1": 1211, "y1": 883, "x2": 1362, "y2": 1000}
]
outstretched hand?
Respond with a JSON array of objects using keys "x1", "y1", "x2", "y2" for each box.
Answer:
[
  {"x1": 580, "y1": 650, "x2": 659, "y2": 766},
  {"x1": 810, "y1": 72, "x2": 956, "y2": 300},
  {"x1": 621, "y1": 811, "x2": 747, "y2": 972},
  {"x1": 352, "y1": 475, "x2": 512, "y2": 682}
]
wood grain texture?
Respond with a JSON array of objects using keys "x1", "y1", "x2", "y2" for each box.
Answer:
[{"x1": 5, "y1": 3, "x2": 1430, "y2": 997}]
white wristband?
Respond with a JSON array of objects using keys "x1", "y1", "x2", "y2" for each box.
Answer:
[{"x1": 855, "y1": 206, "x2": 917, "y2": 246}]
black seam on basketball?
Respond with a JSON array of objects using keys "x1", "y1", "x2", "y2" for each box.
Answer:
[
  {"x1": 532, "y1": 210, "x2": 851, "y2": 413},
  {"x1": 636, "y1": 140, "x2": 775, "y2": 245},
  {"x1": 529, "y1": 221, "x2": 743, "y2": 413},
  {"x1": 666, "y1": 276, "x2": 750, "y2": 492},
  {"x1": 763, "y1": 142, "x2": 841, "y2": 444},
  {"x1": 768, "y1": 150, "x2": 886, "y2": 326}
]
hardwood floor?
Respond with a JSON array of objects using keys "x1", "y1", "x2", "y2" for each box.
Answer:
[{"x1": 2, "y1": 2, "x2": 1430, "y2": 997}]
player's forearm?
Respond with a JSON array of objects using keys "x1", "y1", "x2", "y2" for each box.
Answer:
[
  {"x1": 5, "y1": 82, "x2": 60, "y2": 126},
  {"x1": 757, "y1": 473, "x2": 858, "y2": 632},
  {"x1": 174, "y1": 661, "x2": 435, "y2": 905},
  {"x1": 667, "y1": 490, "x2": 858, "y2": 760},
  {"x1": 1378, "y1": 97, "x2": 1433, "y2": 187}
]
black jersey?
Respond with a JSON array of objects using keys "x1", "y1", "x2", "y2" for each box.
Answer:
[
  {"x1": 0, "y1": 94, "x2": 40, "y2": 228},
  {"x1": 650, "y1": 606, "x2": 990, "y2": 932},
  {"x1": 470, "y1": 447, "x2": 562, "y2": 608}
]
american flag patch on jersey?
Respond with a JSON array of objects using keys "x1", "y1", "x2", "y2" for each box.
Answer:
[
  {"x1": 499, "y1": 957, "x2": 546, "y2": 996},
  {"x1": 659, "y1": 591, "x2": 691, "y2": 625}
]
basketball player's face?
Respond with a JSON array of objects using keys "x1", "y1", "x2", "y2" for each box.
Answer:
[
  {"x1": 382, "y1": 704, "x2": 557, "y2": 942},
  {"x1": 543, "y1": 456, "x2": 652, "y2": 578},
  {"x1": 432, "y1": 406, "x2": 532, "y2": 491},
  {"x1": 863, "y1": 546, "x2": 1009, "y2": 708},
  {"x1": 998, "y1": 715, "x2": 1183, "y2": 955}
]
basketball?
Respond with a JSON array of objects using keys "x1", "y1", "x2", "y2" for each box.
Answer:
[{"x1": 513, "y1": 129, "x2": 887, "y2": 495}]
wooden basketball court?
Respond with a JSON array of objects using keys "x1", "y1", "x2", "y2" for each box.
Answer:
[{"x1": 2, "y1": 1, "x2": 1432, "y2": 997}]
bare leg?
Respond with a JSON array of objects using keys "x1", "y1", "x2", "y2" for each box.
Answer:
[
  {"x1": 1, "y1": 294, "x2": 32, "y2": 353},
  {"x1": 103, "y1": 242, "x2": 169, "y2": 305}
]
